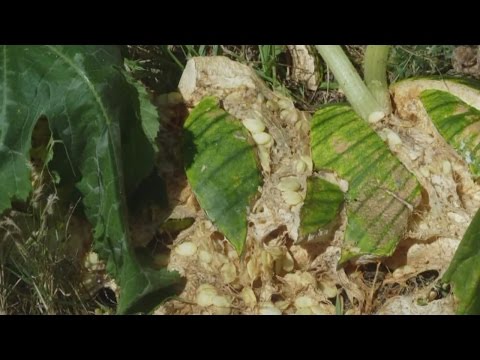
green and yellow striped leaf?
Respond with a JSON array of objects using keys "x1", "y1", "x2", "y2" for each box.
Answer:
[
  {"x1": 310, "y1": 104, "x2": 422, "y2": 264},
  {"x1": 183, "y1": 97, "x2": 262, "y2": 254}
]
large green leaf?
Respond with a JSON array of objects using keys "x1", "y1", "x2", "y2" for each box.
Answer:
[
  {"x1": 310, "y1": 104, "x2": 422, "y2": 264},
  {"x1": 443, "y1": 208, "x2": 480, "y2": 314},
  {"x1": 183, "y1": 97, "x2": 262, "y2": 254},
  {"x1": 123, "y1": 59, "x2": 160, "y2": 152},
  {"x1": 0, "y1": 45, "x2": 181, "y2": 314}
]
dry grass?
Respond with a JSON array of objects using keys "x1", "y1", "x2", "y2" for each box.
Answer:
[{"x1": 0, "y1": 119, "x2": 107, "y2": 315}]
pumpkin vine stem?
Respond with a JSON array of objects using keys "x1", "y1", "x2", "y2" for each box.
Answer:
[{"x1": 315, "y1": 45, "x2": 392, "y2": 123}]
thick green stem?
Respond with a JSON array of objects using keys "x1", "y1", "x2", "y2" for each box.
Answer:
[
  {"x1": 315, "y1": 45, "x2": 384, "y2": 122},
  {"x1": 364, "y1": 45, "x2": 392, "y2": 115}
]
